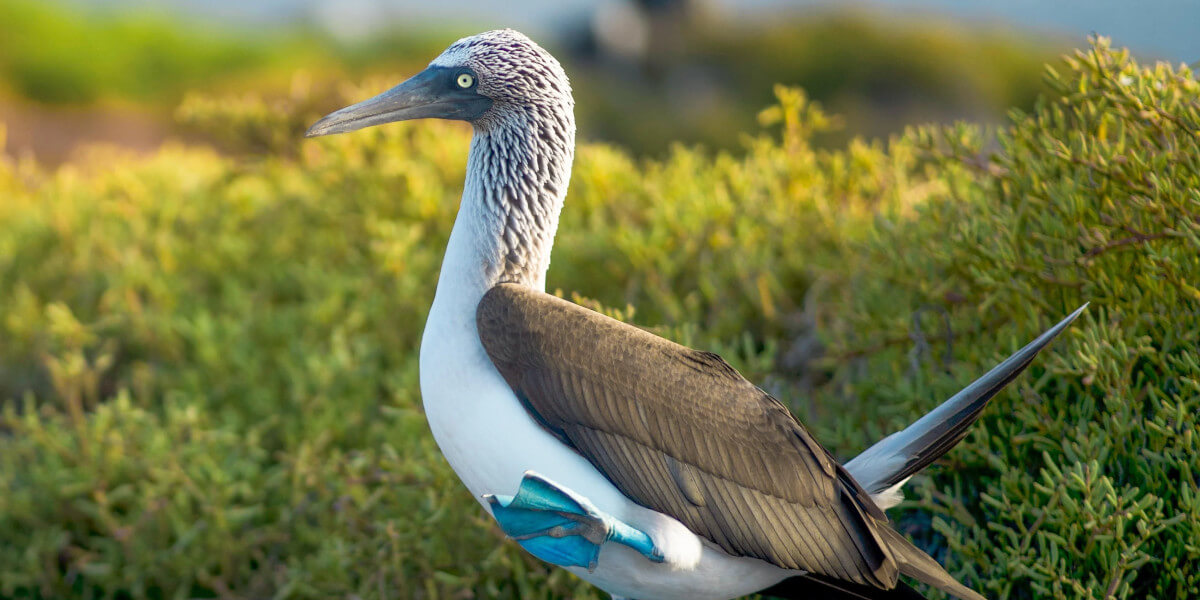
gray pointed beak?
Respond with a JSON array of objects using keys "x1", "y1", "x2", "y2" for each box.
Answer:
[{"x1": 306, "y1": 66, "x2": 491, "y2": 137}]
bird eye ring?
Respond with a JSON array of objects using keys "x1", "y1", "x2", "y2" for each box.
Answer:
[{"x1": 456, "y1": 73, "x2": 475, "y2": 88}]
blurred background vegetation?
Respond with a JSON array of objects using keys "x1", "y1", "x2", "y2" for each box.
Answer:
[
  {"x1": 1, "y1": 0, "x2": 1199, "y2": 599},
  {"x1": 2, "y1": 0, "x2": 1195, "y2": 161},
  {"x1": 0, "y1": 0, "x2": 1130, "y2": 161}
]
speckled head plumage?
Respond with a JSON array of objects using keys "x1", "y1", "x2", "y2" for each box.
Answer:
[
  {"x1": 306, "y1": 29, "x2": 573, "y2": 136},
  {"x1": 307, "y1": 30, "x2": 577, "y2": 288},
  {"x1": 431, "y1": 29, "x2": 573, "y2": 123}
]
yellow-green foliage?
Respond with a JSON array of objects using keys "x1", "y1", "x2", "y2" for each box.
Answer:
[{"x1": 1, "y1": 39, "x2": 1197, "y2": 599}]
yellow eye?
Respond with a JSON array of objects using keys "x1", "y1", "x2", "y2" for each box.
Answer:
[{"x1": 456, "y1": 73, "x2": 475, "y2": 88}]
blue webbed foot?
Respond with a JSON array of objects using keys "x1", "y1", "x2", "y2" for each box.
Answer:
[{"x1": 484, "y1": 472, "x2": 665, "y2": 571}]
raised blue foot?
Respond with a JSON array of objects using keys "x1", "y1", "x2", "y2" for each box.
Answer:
[{"x1": 484, "y1": 472, "x2": 664, "y2": 571}]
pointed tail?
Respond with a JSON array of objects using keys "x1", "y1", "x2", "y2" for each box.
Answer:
[
  {"x1": 878, "y1": 527, "x2": 987, "y2": 600},
  {"x1": 844, "y1": 305, "x2": 1087, "y2": 504},
  {"x1": 759, "y1": 529, "x2": 991, "y2": 600}
]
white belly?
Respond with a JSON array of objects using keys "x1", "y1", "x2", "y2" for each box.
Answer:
[{"x1": 418, "y1": 297, "x2": 789, "y2": 600}]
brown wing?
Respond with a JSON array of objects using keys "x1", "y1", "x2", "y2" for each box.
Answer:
[{"x1": 476, "y1": 284, "x2": 900, "y2": 587}]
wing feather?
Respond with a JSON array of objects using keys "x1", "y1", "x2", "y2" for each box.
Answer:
[{"x1": 477, "y1": 284, "x2": 897, "y2": 586}]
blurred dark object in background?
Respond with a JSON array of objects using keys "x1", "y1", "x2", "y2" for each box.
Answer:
[{"x1": 565, "y1": 2, "x2": 1060, "y2": 154}]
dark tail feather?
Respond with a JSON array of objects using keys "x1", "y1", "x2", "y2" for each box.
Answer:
[
  {"x1": 759, "y1": 529, "x2": 988, "y2": 600},
  {"x1": 845, "y1": 304, "x2": 1087, "y2": 495},
  {"x1": 878, "y1": 527, "x2": 986, "y2": 600},
  {"x1": 759, "y1": 572, "x2": 927, "y2": 600}
]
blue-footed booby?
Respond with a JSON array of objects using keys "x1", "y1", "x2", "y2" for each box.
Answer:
[{"x1": 306, "y1": 29, "x2": 1084, "y2": 600}]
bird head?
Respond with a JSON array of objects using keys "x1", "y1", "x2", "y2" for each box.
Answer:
[{"x1": 306, "y1": 29, "x2": 572, "y2": 137}]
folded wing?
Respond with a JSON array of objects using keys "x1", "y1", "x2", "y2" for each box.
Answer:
[{"x1": 478, "y1": 285, "x2": 916, "y2": 591}]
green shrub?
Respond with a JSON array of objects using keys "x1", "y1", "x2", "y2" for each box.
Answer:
[
  {"x1": 815, "y1": 40, "x2": 1200, "y2": 599},
  {"x1": 0, "y1": 38, "x2": 1196, "y2": 599}
]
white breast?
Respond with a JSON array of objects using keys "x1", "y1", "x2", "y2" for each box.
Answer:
[{"x1": 416, "y1": 207, "x2": 790, "y2": 600}]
